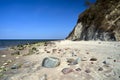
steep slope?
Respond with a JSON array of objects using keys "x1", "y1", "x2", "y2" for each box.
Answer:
[{"x1": 66, "y1": 0, "x2": 120, "y2": 41}]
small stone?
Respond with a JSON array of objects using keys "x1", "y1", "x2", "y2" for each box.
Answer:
[
  {"x1": 11, "y1": 64, "x2": 21, "y2": 69},
  {"x1": 52, "y1": 49, "x2": 57, "y2": 53},
  {"x1": 98, "y1": 67, "x2": 103, "y2": 71},
  {"x1": 7, "y1": 60, "x2": 12, "y2": 63},
  {"x1": 67, "y1": 58, "x2": 75, "y2": 63},
  {"x1": 81, "y1": 57, "x2": 87, "y2": 61},
  {"x1": 1, "y1": 55, "x2": 6, "y2": 58},
  {"x1": 75, "y1": 68, "x2": 81, "y2": 71},
  {"x1": 42, "y1": 57, "x2": 60, "y2": 68},
  {"x1": 3, "y1": 63, "x2": 8, "y2": 66},
  {"x1": 39, "y1": 74, "x2": 47, "y2": 80},
  {"x1": 103, "y1": 61, "x2": 107, "y2": 64},
  {"x1": 86, "y1": 52, "x2": 89, "y2": 54},
  {"x1": 16, "y1": 56, "x2": 19, "y2": 59},
  {"x1": 85, "y1": 69, "x2": 91, "y2": 73},
  {"x1": 114, "y1": 60, "x2": 116, "y2": 62},
  {"x1": 1, "y1": 66, "x2": 5, "y2": 68},
  {"x1": 107, "y1": 57, "x2": 112, "y2": 59},
  {"x1": 46, "y1": 51, "x2": 50, "y2": 53},
  {"x1": 67, "y1": 58, "x2": 81, "y2": 65},
  {"x1": 62, "y1": 68, "x2": 74, "y2": 74},
  {"x1": 119, "y1": 76, "x2": 120, "y2": 78},
  {"x1": 90, "y1": 58, "x2": 97, "y2": 61},
  {"x1": 91, "y1": 62, "x2": 94, "y2": 64}
]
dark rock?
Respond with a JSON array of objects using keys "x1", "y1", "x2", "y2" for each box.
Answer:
[
  {"x1": 61, "y1": 68, "x2": 74, "y2": 74},
  {"x1": 11, "y1": 64, "x2": 22, "y2": 69},
  {"x1": 98, "y1": 67, "x2": 103, "y2": 71},
  {"x1": 67, "y1": 58, "x2": 81, "y2": 65},
  {"x1": 75, "y1": 68, "x2": 81, "y2": 71},
  {"x1": 42, "y1": 57, "x2": 60, "y2": 68},
  {"x1": 85, "y1": 69, "x2": 91, "y2": 73},
  {"x1": 66, "y1": 0, "x2": 120, "y2": 41},
  {"x1": 103, "y1": 61, "x2": 107, "y2": 64},
  {"x1": 11, "y1": 51, "x2": 20, "y2": 55},
  {"x1": 90, "y1": 58, "x2": 97, "y2": 61}
]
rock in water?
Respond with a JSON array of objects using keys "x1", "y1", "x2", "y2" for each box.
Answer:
[
  {"x1": 42, "y1": 57, "x2": 60, "y2": 68},
  {"x1": 66, "y1": 0, "x2": 120, "y2": 41}
]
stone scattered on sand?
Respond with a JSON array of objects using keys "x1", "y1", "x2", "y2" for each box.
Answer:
[
  {"x1": 98, "y1": 67, "x2": 103, "y2": 71},
  {"x1": 42, "y1": 57, "x2": 60, "y2": 68},
  {"x1": 85, "y1": 69, "x2": 91, "y2": 73},
  {"x1": 72, "y1": 52, "x2": 77, "y2": 57},
  {"x1": 3, "y1": 63, "x2": 8, "y2": 66},
  {"x1": 67, "y1": 58, "x2": 81, "y2": 65},
  {"x1": 1, "y1": 55, "x2": 6, "y2": 58},
  {"x1": 39, "y1": 74, "x2": 47, "y2": 80},
  {"x1": 11, "y1": 51, "x2": 20, "y2": 55},
  {"x1": 90, "y1": 58, "x2": 97, "y2": 61},
  {"x1": 67, "y1": 58, "x2": 75, "y2": 64},
  {"x1": 75, "y1": 68, "x2": 81, "y2": 71},
  {"x1": 11, "y1": 64, "x2": 22, "y2": 69},
  {"x1": 81, "y1": 57, "x2": 87, "y2": 61},
  {"x1": 61, "y1": 68, "x2": 74, "y2": 74},
  {"x1": 52, "y1": 49, "x2": 57, "y2": 53}
]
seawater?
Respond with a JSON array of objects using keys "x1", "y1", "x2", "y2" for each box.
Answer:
[{"x1": 0, "y1": 39, "x2": 59, "y2": 50}]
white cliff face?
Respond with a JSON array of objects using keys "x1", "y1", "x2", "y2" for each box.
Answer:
[{"x1": 66, "y1": 0, "x2": 120, "y2": 41}]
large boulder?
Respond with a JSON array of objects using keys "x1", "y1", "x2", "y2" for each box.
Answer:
[
  {"x1": 42, "y1": 57, "x2": 60, "y2": 68},
  {"x1": 66, "y1": 0, "x2": 120, "y2": 41}
]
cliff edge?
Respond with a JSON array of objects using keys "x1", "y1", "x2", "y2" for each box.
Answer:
[{"x1": 66, "y1": 0, "x2": 120, "y2": 41}]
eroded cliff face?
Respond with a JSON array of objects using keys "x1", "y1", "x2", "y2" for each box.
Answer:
[{"x1": 66, "y1": 0, "x2": 120, "y2": 41}]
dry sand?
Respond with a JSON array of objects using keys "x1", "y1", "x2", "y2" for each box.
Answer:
[{"x1": 0, "y1": 40, "x2": 120, "y2": 80}]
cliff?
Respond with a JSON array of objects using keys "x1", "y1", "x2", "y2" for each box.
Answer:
[{"x1": 66, "y1": 0, "x2": 120, "y2": 41}]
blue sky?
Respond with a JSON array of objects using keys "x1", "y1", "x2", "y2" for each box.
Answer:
[{"x1": 0, "y1": 0, "x2": 96, "y2": 39}]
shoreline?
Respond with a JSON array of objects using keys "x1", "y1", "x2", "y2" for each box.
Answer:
[{"x1": 0, "y1": 40, "x2": 120, "y2": 80}]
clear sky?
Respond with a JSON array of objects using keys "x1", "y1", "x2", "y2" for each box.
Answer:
[{"x1": 0, "y1": 0, "x2": 96, "y2": 39}]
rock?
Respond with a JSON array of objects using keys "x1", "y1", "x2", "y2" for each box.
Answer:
[
  {"x1": 90, "y1": 58, "x2": 97, "y2": 61},
  {"x1": 75, "y1": 68, "x2": 81, "y2": 71},
  {"x1": 67, "y1": 58, "x2": 81, "y2": 65},
  {"x1": 52, "y1": 49, "x2": 57, "y2": 53},
  {"x1": 98, "y1": 67, "x2": 103, "y2": 71},
  {"x1": 39, "y1": 74, "x2": 47, "y2": 80},
  {"x1": 61, "y1": 68, "x2": 74, "y2": 74},
  {"x1": 67, "y1": 58, "x2": 75, "y2": 64},
  {"x1": 11, "y1": 64, "x2": 22, "y2": 69},
  {"x1": 72, "y1": 52, "x2": 77, "y2": 57},
  {"x1": 11, "y1": 51, "x2": 20, "y2": 55},
  {"x1": 3, "y1": 63, "x2": 8, "y2": 66},
  {"x1": 42, "y1": 57, "x2": 60, "y2": 68},
  {"x1": 85, "y1": 69, "x2": 91, "y2": 73},
  {"x1": 81, "y1": 57, "x2": 87, "y2": 61},
  {"x1": 1, "y1": 55, "x2": 6, "y2": 58},
  {"x1": 66, "y1": 0, "x2": 120, "y2": 41}
]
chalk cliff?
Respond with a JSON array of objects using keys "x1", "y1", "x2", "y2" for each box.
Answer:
[{"x1": 66, "y1": 0, "x2": 120, "y2": 41}]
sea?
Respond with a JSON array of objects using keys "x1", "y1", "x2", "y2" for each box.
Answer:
[{"x1": 0, "y1": 39, "x2": 60, "y2": 50}]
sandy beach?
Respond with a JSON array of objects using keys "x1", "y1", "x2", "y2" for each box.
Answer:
[{"x1": 0, "y1": 40, "x2": 120, "y2": 80}]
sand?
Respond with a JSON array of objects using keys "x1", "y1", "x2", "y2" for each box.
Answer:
[{"x1": 0, "y1": 40, "x2": 120, "y2": 80}]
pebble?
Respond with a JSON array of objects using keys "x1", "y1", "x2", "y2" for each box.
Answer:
[
  {"x1": 90, "y1": 58, "x2": 97, "y2": 61},
  {"x1": 61, "y1": 68, "x2": 74, "y2": 74},
  {"x1": 42, "y1": 57, "x2": 60, "y2": 68},
  {"x1": 81, "y1": 57, "x2": 87, "y2": 61},
  {"x1": 11, "y1": 64, "x2": 21, "y2": 69},
  {"x1": 3, "y1": 63, "x2": 8, "y2": 66},
  {"x1": 0, "y1": 66, "x2": 5, "y2": 68},
  {"x1": 67, "y1": 58, "x2": 81, "y2": 65},
  {"x1": 1, "y1": 55, "x2": 6, "y2": 58},
  {"x1": 75, "y1": 68, "x2": 81, "y2": 71},
  {"x1": 85, "y1": 69, "x2": 91, "y2": 73},
  {"x1": 98, "y1": 67, "x2": 103, "y2": 71},
  {"x1": 39, "y1": 74, "x2": 47, "y2": 80}
]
